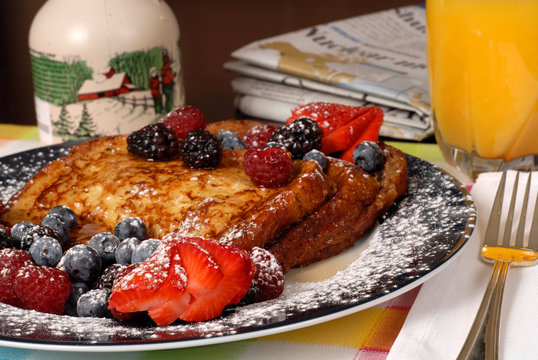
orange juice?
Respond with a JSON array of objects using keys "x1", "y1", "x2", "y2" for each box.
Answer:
[{"x1": 426, "y1": 0, "x2": 538, "y2": 162}]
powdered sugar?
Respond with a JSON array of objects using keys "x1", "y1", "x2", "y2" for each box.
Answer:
[{"x1": 0, "y1": 148, "x2": 476, "y2": 349}]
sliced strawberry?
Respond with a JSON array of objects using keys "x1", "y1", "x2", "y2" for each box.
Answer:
[
  {"x1": 320, "y1": 108, "x2": 377, "y2": 154},
  {"x1": 176, "y1": 236, "x2": 254, "y2": 322},
  {"x1": 340, "y1": 107, "x2": 384, "y2": 163},
  {"x1": 108, "y1": 242, "x2": 187, "y2": 317},
  {"x1": 286, "y1": 102, "x2": 370, "y2": 136}
]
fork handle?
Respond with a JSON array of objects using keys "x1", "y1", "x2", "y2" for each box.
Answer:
[{"x1": 457, "y1": 260, "x2": 511, "y2": 360}]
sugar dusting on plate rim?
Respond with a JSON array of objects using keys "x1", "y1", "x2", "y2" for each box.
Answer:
[{"x1": 0, "y1": 145, "x2": 476, "y2": 351}]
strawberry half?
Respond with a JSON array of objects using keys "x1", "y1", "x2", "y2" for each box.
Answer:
[
  {"x1": 340, "y1": 106, "x2": 384, "y2": 163},
  {"x1": 165, "y1": 235, "x2": 254, "y2": 322},
  {"x1": 286, "y1": 102, "x2": 370, "y2": 136},
  {"x1": 108, "y1": 242, "x2": 189, "y2": 321}
]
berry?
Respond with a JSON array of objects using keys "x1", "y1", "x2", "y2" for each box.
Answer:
[
  {"x1": 0, "y1": 249, "x2": 33, "y2": 307},
  {"x1": 262, "y1": 141, "x2": 282, "y2": 150},
  {"x1": 242, "y1": 124, "x2": 278, "y2": 150},
  {"x1": 352, "y1": 141, "x2": 384, "y2": 172},
  {"x1": 115, "y1": 237, "x2": 141, "y2": 265},
  {"x1": 19, "y1": 225, "x2": 60, "y2": 250},
  {"x1": 64, "y1": 281, "x2": 89, "y2": 316},
  {"x1": 303, "y1": 149, "x2": 328, "y2": 172},
  {"x1": 114, "y1": 217, "x2": 147, "y2": 241},
  {"x1": 180, "y1": 128, "x2": 222, "y2": 169},
  {"x1": 89, "y1": 232, "x2": 120, "y2": 265},
  {"x1": 217, "y1": 129, "x2": 246, "y2": 150},
  {"x1": 41, "y1": 213, "x2": 70, "y2": 244},
  {"x1": 94, "y1": 263, "x2": 125, "y2": 290},
  {"x1": 127, "y1": 123, "x2": 180, "y2": 161},
  {"x1": 0, "y1": 224, "x2": 11, "y2": 249},
  {"x1": 10, "y1": 222, "x2": 36, "y2": 249},
  {"x1": 131, "y1": 239, "x2": 161, "y2": 263},
  {"x1": 13, "y1": 266, "x2": 72, "y2": 315},
  {"x1": 48, "y1": 205, "x2": 78, "y2": 229},
  {"x1": 341, "y1": 107, "x2": 384, "y2": 162},
  {"x1": 108, "y1": 235, "x2": 253, "y2": 325},
  {"x1": 29, "y1": 236, "x2": 63, "y2": 267},
  {"x1": 248, "y1": 247, "x2": 285, "y2": 302},
  {"x1": 268, "y1": 117, "x2": 323, "y2": 159},
  {"x1": 162, "y1": 105, "x2": 206, "y2": 140},
  {"x1": 243, "y1": 147, "x2": 293, "y2": 188},
  {"x1": 63, "y1": 244, "x2": 102, "y2": 284},
  {"x1": 77, "y1": 288, "x2": 111, "y2": 318},
  {"x1": 286, "y1": 102, "x2": 370, "y2": 135}
]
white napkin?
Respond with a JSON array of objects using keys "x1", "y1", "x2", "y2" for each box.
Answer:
[{"x1": 387, "y1": 171, "x2": 538, "y2": 360}]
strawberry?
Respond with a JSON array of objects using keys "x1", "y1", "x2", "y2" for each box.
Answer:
[
  {"x1": 165, "y1": 235, "x2": 254, "y2": 322},
  {"x1": 341, "y1": 107, "x2": 384, "y2": 163},
  {"x1": 286, "y1": 102, "x2": 370, "y2": 136},
  {"x1": 0, "y1": 248, "x2": 33, "y2": 307},
  {"x1": 13, "y1": 265, "x2": 72, "y2": 314},
  {"x1": 109, "y1": 235, "x2": 254, "y2": 325}
]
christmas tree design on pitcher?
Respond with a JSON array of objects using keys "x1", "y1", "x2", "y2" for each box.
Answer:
[{"x1": 31, "y1": 44, "x2": 181, "y2": 141}]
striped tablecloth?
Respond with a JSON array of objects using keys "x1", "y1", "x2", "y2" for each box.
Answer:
[{"x1": 0, "y1": 124, "x2": 444, "y2": 360}]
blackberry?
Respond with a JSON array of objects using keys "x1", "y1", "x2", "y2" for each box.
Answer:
[
  {"x1": 180, "y1": 128, "x2": 222, "y2": 169},
  {"x1": 268, "y1": 117, "x2": 323, "y2": 159},
  {"x1": 217, "y1": 129, "x2": 246, "y2": 150},
  {"x1": 18, "y1": 225, "x2": 60, "y2": 250},
  {"x1": 352, "y1": 141, "x2": 384, "y2": 173},
  {"x1": 127, "y1": 123, "x2": 180, "y2": 161},
  {"x1": 94, "y1": 263, "x2": 125, "y2": 290}
]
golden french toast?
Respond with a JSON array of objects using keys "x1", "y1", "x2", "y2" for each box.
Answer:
[
  {"x1": 1, "y1": 135, "x2": 336, "y2": 251},
  {"x1": 1, "y1": 119, "x2": 407, "y2": 271}
]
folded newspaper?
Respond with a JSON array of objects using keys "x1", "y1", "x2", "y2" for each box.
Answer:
[{"x1": 225, "y1": 5, "x2": 432, "y2": 141}]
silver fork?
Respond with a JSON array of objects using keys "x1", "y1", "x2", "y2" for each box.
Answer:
[{"x1": 457, "y1": 171, "x2": 538, "y2": 360}]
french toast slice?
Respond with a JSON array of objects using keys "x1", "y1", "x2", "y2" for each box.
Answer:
[{"x1": 1, "y1": 135, "x2": 336, "y2": 248}]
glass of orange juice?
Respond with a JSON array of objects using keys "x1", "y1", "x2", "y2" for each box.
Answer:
[{"x1": 426, "y1": 0, "x2": 538, "y2": 180}]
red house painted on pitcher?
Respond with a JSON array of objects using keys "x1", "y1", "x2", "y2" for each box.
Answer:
[{"x1": 77, "y1": 68, "x2": 137, "y2": 101}]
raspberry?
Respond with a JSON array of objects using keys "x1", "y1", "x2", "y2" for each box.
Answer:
[
  {"x1": 242, "y1": 124, "x2": 278, "y2": 150},
  {"x1": 0, "y1": 249, "x2": 33, "y2": 307},
  {"x1": 243, "y1": 147, "x2": 293, "y2": 188},
  {"x1": 162, "y1": 105, "x2": 206, "y2": 140},
  {"x1": 180, "y1": 128, "x2": 222, "y2": 169},
  {"x1": 268, "y1": 117, "x2": 323, "y2": 159},
  {"x1": 249, "y1": 247, "x2": 285, "y2": 302},
  {"x1": 127, "y1": 123, "x2": 180, "y2": 161},
  {"x1": 14, "y1": 265, "x2": 72, "y2": 314}
]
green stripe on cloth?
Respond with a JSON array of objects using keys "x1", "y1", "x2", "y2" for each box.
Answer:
[
  {"x1": 0, "y1": 125, "x2": 40, "y2": 141},
  {"x1": 139, "y1": 341, "x2": 250, "y2": 360},
  {"x1": 386, "y1": 141, "x2": 444, "y2": 163}
]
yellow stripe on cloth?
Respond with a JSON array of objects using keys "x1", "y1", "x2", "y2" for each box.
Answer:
[
  {"x1": 0, "y1": 124, "x2": 40, "y2": 141},
  {"x1": 258, "y1": 306, "x2": 409, "y2": 350}
]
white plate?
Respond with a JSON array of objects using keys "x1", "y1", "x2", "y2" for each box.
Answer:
[{"x1": 0, "y1": 144, "x2": 476, "y2": 352}]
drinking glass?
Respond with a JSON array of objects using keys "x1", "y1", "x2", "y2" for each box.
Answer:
[{"x1": 426, "y1": 0, "x2": 538, "y2": 180}]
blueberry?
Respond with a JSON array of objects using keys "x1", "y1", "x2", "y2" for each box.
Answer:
[
  {"x1": 0, "y1": 225, "x2": 11, "y2": 249},
  {"x1": 41, "y1": 213, "x2": 70, "y2": 244},
  {"x1": 48, "y1": 205, "x2": 78, "y2": 229},
  {"x1": 303, "y1": 149, "x2": 328, "y2": 172},
  {"x1": 65, "y1": 282, "x2": 89, "y2": 316},
  {"x1": 352, "y1": 141, "x2": 384, "y2": 172},
  {"x1": 88, "y1": 232, "x2": 120, "y2": 265},
  {"x1": 29, "y1": 236, "x2": 63, "y2": 267},
  {"x1": 217, "y1": 129, "x2": 246, "y2": 150},
  {"x1": 131, "y1": 239, "x2": 160, "y2": 263},
  {"x1": 262, "y1": 141, "x2": 283, "y2": 150},
  {"x1": 77, "y1": 288, "x2": 111, "y2": 318},
  {"x1": 115, "y1": 237, "x2": 141, "y2": 265},
  {"x1": 10, "y1": 222, "x2": 36, "y2": 249},
  {"x1": 114, "y1": 217, "x2": 147, "y2": 241},
  {"x1": 64, "y1": 244, "x2": 102, "y2": 283}
]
